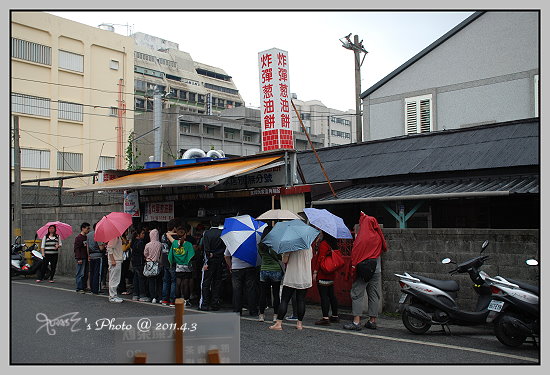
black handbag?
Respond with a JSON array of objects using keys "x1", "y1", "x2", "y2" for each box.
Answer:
[{"x1": 356, "y1": 258, "x2": 378, "y2": 283}]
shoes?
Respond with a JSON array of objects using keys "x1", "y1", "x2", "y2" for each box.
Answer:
[
  {"x1": 49, "y1": 280, "x2": 54, "y2": 283},
  {"x1": 151, "y1": 298, "x2": 157, "y2": 304},
  {"x1": 169, "y1": 302, "x2": 176, "y2": 307},
  {"x1": 132, "y1": 296, "x2": 139, "y2": 301},
  {"x1": 161, "y1": 300, "x2": 169, "y2": 305},
  {"x1": 76, "y1": 289, "x2": 86, "y2": 294},
  {"x1": 314, "y1": 318, "x2": 331, "y2": 326},
  {"x1": 121, "y1": 291, "x2": 131, "y2": 295},
  {"x1": 35, "y1": 280, "x2": 41, "y2": 283},
  {"x1": 184, "y1": 300, "x2": 192, "y2": 307},
  {"x1": 330, "y1": 316, "x2": 340, "y2": 323},
  {"x1": 109, "y1": 297, "x2": 123, "y2": 303},
  {"x1": 364, "y1": 321, "x2": 377, "y2": 330},
  {"x1": 258, "y1": 314, "x2": 265, "y2": 322},
  {"x1": 343, "y1": 322, "x2": 362, "y2": 331},
  {"x1": 139, "y1": 297, "x2": 151, "y2": 302},
  {"x1": 285, "y1": 315, "x2": 298, "y2": 321}
]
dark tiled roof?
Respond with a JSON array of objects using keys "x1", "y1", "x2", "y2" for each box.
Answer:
[
  {"x1": 297, "y1": 118, "x2": 539, "y2": 184},
  {"x1": 315, "y1": 175, "x2": 539, "y2": 204}
]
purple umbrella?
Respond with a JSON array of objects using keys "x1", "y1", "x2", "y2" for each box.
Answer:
[{"x1": 303, "y1": 208, "x2": 353, "y2": 239}]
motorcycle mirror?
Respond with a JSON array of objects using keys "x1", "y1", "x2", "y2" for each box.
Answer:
[
  {"x1": 526, "y1": 259, "x2": 538, "y2": 266},
  {"x1": 480, "y1": 240, "x2": 489, "y2": 253},
  {"x1": 441, "y1": 258, "x2": 452, "y2": 264}
]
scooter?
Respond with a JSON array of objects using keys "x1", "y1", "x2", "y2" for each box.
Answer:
[
  {"x1": 485, "y1": 259, "x2": 539, "y2": 347},
  {"x1": 395, "y1": 240, "x2": 492, "y2": 334},
  {"x1": 10, "y1": 235, "x2": 48, "y2": 278}
]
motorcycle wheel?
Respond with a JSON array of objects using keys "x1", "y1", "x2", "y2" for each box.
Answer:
[
  {"x1": 494, "y1": 313, "x2": 527, "y2": 347},
  {"x1": 402, "y1": 304, "x2": 431, "y2": 334}
]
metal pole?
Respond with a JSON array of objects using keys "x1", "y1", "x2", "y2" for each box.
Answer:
[
  {"x1": 353, "y1": 35, "x2": 363, "y2": 143},
  {"x1": 12, "y1": 116, "x2": 22, "y2": 238},
  {"x1": 154, "y1": 90, "x2": 162, "y2": 162}
]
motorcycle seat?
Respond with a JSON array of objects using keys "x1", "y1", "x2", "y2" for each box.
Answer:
[
  {"x1": 410, "y1": 273, "x2": 460, "y2": 292},
  {"x1": 506, "y1": 278, "x2": 539, "y2": 296}
]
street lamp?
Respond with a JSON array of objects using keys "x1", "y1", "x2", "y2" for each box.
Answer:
[{"x1": 340, "y1": 33, "x2": 368, "y2": 143}]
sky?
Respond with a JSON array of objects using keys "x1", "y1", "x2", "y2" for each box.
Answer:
[{"x1": 49, "y1": 10, "x2": 474, "y2": 111}]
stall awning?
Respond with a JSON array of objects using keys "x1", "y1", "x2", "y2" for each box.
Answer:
[
  {"x1": 68, "y1": 155, "x2": 284, "y2": 193},
  {"x1": 312, "y1": 175, "x2": 539, "y2": 205}
]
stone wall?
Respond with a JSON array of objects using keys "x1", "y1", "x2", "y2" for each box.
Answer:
[
  {"x1": 20, "y1": 204, "x2": 123, "y2": 276},
  {"x1": 380, "y1": 228, "x2": 539, "y2": 313}
]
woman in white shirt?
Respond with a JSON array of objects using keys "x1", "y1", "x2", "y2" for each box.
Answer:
[{"x1": 269, "y1": 246, "x2": 313, "y2": 331}]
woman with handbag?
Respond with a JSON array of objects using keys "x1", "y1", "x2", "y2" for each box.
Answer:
[
  {"x1": 312, "y1": 231, "x2": 341, "y2": 325},
  {"x1": 167, "y1": 224, "x2": 195, "y2": 306},
  {"x1": 143, "y1": 228, "x2": 162, "y2": 303}
]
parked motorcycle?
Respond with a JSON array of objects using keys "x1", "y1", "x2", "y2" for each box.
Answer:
[
  {"x1": 485, "y1": 259, "x2": 539, "y2": 347},
  {"x1": 395, "y1": 240, "x2": 493, "y2": 334},
  {"x1": 10, "y1": 235, "x2": 49, "y2": 278}
]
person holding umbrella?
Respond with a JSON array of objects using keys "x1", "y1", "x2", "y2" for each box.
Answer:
[
  {"x1": 312, "y1": 231, "x2": 340, "y2": 325},
  {"x1": 36, "y1": 224, "x2": 65, "y2": 283},
  {"x1": 263, "y1": 220, "x2": 320, "y2": 331}
]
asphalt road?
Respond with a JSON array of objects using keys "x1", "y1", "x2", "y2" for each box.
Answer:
[{"x1": 10, "y1": 276, "x2": 540, "y2": 365}]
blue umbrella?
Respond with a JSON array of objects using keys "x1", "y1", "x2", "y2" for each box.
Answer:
[
  {"x1": 303, "y1": 208, "x2": 353, "y2": 239},
  {"x1": 221, "y1": 215, "x2": 267, "y2": 265},
  {"x1": 261, "y1": 219, "x2": 320, "y2": 254}
]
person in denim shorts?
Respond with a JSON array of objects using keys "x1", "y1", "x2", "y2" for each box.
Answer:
[{"x1": 257, "y1": 226, "x2": 284, "y2": 322}]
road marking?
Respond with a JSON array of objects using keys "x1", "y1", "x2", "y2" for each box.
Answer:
[
  {"x1": 12, "y1": 281, "x2": 538, "y2": 363},
  {"x1": 245, "y1": 319, "x2": 538, "y2": 363}
]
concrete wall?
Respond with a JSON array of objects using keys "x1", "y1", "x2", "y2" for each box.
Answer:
[
  {"x1": 20, "y1": 203, "x2": 123, "y2": 277},
  {"x1": 380, "y1": 228, "x2": 539, "y2": 314}
]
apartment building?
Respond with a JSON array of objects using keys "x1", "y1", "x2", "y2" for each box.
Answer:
[
  {"x1": 291, "y1": 97, "x2": 356, "y2": 147},
  {"x1": 11, "y1": 12, "x2": 134, "y2": 187}
]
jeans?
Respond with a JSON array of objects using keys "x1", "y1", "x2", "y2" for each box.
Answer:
[
  {"x1": 231, "y1": 267, "x2": 259, "y2": 316},
  {"x1": 108, "y1": 260, "x2": 122, "y2": 299},
  {"x1": 259, "y1": 270, "x2": 282, "y2": 314},
  {"x1": 89, "y1": 258, "x2": 101, "y2": 294},
  {"x1": 317, "y1": 282, "x2": 339, "y2": 317},
  {"x1": 277, "y1": 286, "x2": 307, "y2": 321},
  {"x1": 162, "y1": 266, "x2": 177, "y2": 302},
  {"x1": 75, "y1": 258, "x2": 88, "y2": 291},
  {"x1": 132, "y1": 264, "x2": 147, "y2": 298}
]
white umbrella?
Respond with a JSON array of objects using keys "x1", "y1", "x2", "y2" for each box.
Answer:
[{"x1": 257, "y1": 209, "x2": 303, "y2": 221}]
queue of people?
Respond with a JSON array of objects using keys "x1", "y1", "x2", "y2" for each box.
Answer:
[{"x1": 38, "y1": 210, "x2": 387, "y2": 332}]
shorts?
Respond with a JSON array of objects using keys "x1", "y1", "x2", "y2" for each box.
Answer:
[
  {"x1": 176, "y1": 271, "x2": 193, "y2": 279},
  {"x1": 260, "y1": 270, "x2": 283, "y2": 283}
]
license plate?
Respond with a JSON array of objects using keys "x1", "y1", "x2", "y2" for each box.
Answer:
[
  {"x1": 399, "y1": 293, "x2": 408, "y2": 304},
  {"x1": 487, "y1": 300, "x2": 504, "y2": 312}
]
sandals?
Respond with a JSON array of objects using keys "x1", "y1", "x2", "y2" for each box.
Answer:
[{"x1": 269, "y1": 325, "x2": 282, "y2": 331}]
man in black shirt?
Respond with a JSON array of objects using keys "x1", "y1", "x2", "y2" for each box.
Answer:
[{"x1": 199, "y1": 216, "x2": 226, "y2": 311}]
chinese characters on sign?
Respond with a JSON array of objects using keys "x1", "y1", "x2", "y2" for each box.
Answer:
[
  {"x1": 258, "y1": 48, "x2": 294, "y2": 151},
  {"x1": 144, "y1": 202, "x2": 174, "y2": 222},
  {"x1": 124, "y1": 191, "x2": 140, "y2": 217}
]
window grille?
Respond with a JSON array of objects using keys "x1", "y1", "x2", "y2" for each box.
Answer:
[
  {"x1": 11, "y1": 148, "x2": 50, "y2": 169},
  {"x1": 11, "y1": 93, "x2": 51, "y2": 117},
  {"x1": 58, "y1": 101, "x2": 83, "y2": 122},
  {"x1": 11, "y1": 38, "x2": 51, "y2": 65},
  {"x1": 405, "y1": 95, "x2": 432, "y2": 135},
  {"x1": 57, "y1": 151, "x2": 83, "y2": 172},
  {"x1": 98, "y1": 156, "x2": 115, "y2": 170},
  {"x1": 59, "y1": 50, "x2": 84, "y2": 72}
]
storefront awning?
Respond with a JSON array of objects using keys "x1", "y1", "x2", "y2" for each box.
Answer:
[
  {"x1": 312, "y1": 175, "x2": 539, "y2": 205},
  {"x1": 68, "y1": 155, "x2": 284, "y2": 193}
]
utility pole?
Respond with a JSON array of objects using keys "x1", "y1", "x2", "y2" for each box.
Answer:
[
  {"x1": 340, "y1": 33, "x2": 368, "y2": 143},
  {"x1": 153, "y1": 88, "x2": 163, "y2": 164},
  {"x1": 12, "y1": 115, "x2": 22, "y2": 239}
]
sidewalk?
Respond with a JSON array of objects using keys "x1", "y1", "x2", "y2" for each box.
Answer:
[{"x1": 14, "y1": 273, "x2": 403, "y2": 330}]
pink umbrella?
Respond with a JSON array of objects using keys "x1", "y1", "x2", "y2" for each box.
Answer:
[
  {"x1": 95, "y1": 212, "x2": 133, "y2": 243},
  {"x1": 36, "y1": 221, "x2": 73, "y2": 240}
]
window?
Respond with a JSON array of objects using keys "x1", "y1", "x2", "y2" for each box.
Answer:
[
  {"x1": 11, "y1": 38, "x2": 51, "y2": 65},
  {"x1": 330, "y1": 130, "x2": 350, "y2": 138},
  {"x1": 158, "y1": 58, "x2": 177, "y2": 68},
  {"x1": 97, "y1": 156, "x2": 115, "y2": 170},
  {"x1": 59, "y1": 50, "x2": 84, "y2": 72},
  {"x1": 57, "y1": 151, "x2": 83, "y2": 172},
  {"x1": 11, "y1": 93, "x2": 50, "y2": 117},
  {"x1": 534, "y1": 74, "x2": 539, "y2": 117},
  {"x1": 405, "y1": 94, "x2": 432, "y2": 134},
  {"x1": 188, "y1": 93, "x2": 196, "y2": 102},
  {"x1": 198, "y1": 94, "x2": 205, "y2": 104},
  {"x1": 217, "y1": 99, "x2": 225, "y2": 108},
  {"x1": 205, "y1": 126, "x2": 216, "y2": 135},
  {"x1": 203, "y1": 83, "x2": 239, "y2": 95},
  {"x1": 110, "y1": 107, "x2": 118, "y2": 117},
  {"x1": 224, "y1": 131, "x2": 235, "y2": 140},
  {"x1": 134, "y1": 51, "x2": 156, "y2": 62},
  {"x1": 135, "y1": 98, "x2": 145, "y2": 110},
  {"x1": 179, "y1": 90, "x2": 188, "y2": 100},
  {"x1": 11, "y1": 148, "x2": 50, "y2": 169},
  {"x1": 181, "y1": 124, "x2": 192, "y2": 134},
  {"x1": 110, "y1": 60, "x2": 119, "y2": 70},
  {"x1": 243, "y1": 134, "x2": 252, "y2": 142},
  {"x1": 301, "y1": 113, "x2": 311, "y2": 120},
  {"x1": 58, "y1": 101, "x2": 83, "y2": 122},
  {"x1": 135, "y1": 80, "x2": 147, "y2": 91}
]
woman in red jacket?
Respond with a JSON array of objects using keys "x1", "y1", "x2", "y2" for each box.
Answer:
[{"x1": 312, "y1": 231, "x2": 340, "y2": 325}]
